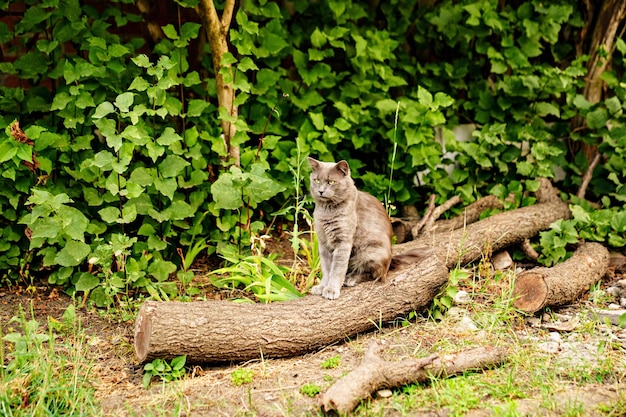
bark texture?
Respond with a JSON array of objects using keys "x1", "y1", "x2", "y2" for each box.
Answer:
[
  {"x1": 320, "y1": 340, "x2": 508, "y2": 414},
  {"x1": 135, "y1": 254, "x2": 448, "y2": 363},
  {"x1": 396, "y1": 200, "x2": 572, "y2": 269},
  {"x1": 513, "y1": 242, "x2": 610, "y2": 313}
]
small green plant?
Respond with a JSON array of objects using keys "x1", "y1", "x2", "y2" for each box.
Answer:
[
  {"x1": 430, "y1": 268, "x2": 471, "y2": 320},
  {"x1": 210, "y1": 246, "x2": 303, "y2": 302},
  {"x1": 300, "y1": 383, "x2": 321, "y2": 397},
  {"x1": 321, "y1": 355, "x2": 341, "y2": 369},
  {"x1": 536, "y1": 202, "x2": 626, "y2": 266},
  {"x1": 230, "y1": 368, "x2": 255, "y2": 386},
  {"x1": 142, "y1": 355, "x2": 187, "y2": 389},
  {"x1": 401, "y1": 310, "x2": 418, "y2": 327}
]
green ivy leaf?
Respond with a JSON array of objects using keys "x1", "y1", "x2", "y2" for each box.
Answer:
[
  {"x1": 149, "y1": 258, "x2": 177, "y2": 282},
  {"x1": 535, "y1": 102, "x2": 560, "y2": 117},
  {"x1": 129, "y1": 76, "x2": 150, "y2": 91},
  {"x1": 99, "y1": 207, "x2": 120, "y2": 223},
  {"x1": 162, "y1": 24, "x2": 179, "y2": 40},
  {"x1": 51, "y1": 92, "x2": 72, "y2": 111},
  {"x1": 159, "y1": 155, "x2": 190, "y2": 178},
  {"x1": 115, "y1": 92, "x2": 134, "y2": 113},
  {"x1": 55, "y1": 240, "x2": 90, "y2": 267},
  {"x1": 186, "y1": 100, "x2": 210, "y2": 118},
  {"x1": 586, "y1": 108, "x2": 608, "y2": 130},
  {"x1": 75, "y1": 273, "x2": 100, "y2": 292},
  {"x1": 93, "y1": 102, "x2": 115, "y2": 119},
  {"x1": 132, "y1": 54, "x2": 151, "y2": 68},
  {"x1": 611, "y1": 211, "x2": 626, "y2": 232}
]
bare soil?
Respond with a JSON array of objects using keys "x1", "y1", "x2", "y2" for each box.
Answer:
[{"x1": 1, "y1": 239, "x2": 625, "y2": 416}]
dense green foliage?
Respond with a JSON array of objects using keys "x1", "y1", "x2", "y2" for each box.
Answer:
[{"x1": 0, "y1": 0, "x2": 624, "y2": 302}]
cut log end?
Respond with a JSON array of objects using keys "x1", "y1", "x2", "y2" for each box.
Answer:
[
  {"x1": 134, "y1": 302, "x2": 153, "y2": 363},
  {"x1": 513, "y1": 272, "x2": 548, "y2": 313}
]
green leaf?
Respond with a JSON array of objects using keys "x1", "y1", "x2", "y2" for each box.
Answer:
[
  {"x1": 154, "y1": 177, "x2": 178, "y2": 200},
  {"x1": 149, "y1": 258, "x2": 177, "y2": 282},
  {"x1": 99, "y1": 207, "x2": 120, "y2": 223},
  {"x1": 55, "y1": 240, "x2": 91, "y2": 267},
  {"x1": 162, "y1": 24, "x2": 179, "y2": 40},
  {"x1": 535, "y1": 102, "x2": 560, "y2": 117},
  {"x1": 93, "y1": 102, "x2": 115, "y2": 119},
  {"x1": 237, "y1": 57, "x2": 258, "y2": 72},
  {"x1": 29, "y1": 218, "x2": 61, "y2": 240},
  {"x1": 75, "y1": 273, "x2": 100, "y2": 292},
  {"x1": 180, "y1": 22, "x2": 201, "y2": 41},
  {"x1": 115, "y1": 92, "x2": 134, "y2": 113},
  {"x1": 611, "y1": 211, "x2": 626, "y2": 232},
  {"x1": 129, "y1": 76, "x2": 150, "y2": 91},
  {"x1": 51, "y1": 92, "x2": 72, "y2": 111},
  {"x1": 376, "y1": 99, "x2": 399, "y2": 113},
  {"x1": 417, "y1": 86, "x2": 433, "y2": 106},
  {"x1": 311, "y1": 28, "x2": 327, "y2": 48},
  {"x1": 132, "y1": 54, "x2": 152, "y2": 68},
  {"x1": 130, "y1": 167, "x2": 156, "y2": 186},
  {"x1": 211, "y1": 169, "x2": 244, "y2": 210},
  {"x1": 310, "y1": 112, "x2": 324, "y2": 130},
  {"x1": 186, "y1": 100, "x2": 210, "y2": 118},
  {"x1": 246, "y1": 164, "x2": 287, "y2": 207},
  {"x1": 572, "y1": 94, "x2": 591, "y2": 110},
  {"x1": 0, "y1": 142, "x2": 17, "y2": 163},
  {"x1": 159, "y1": 155, "x2": 190, "y2": 178},
  {"x1": 586, "y1": 108, "x2": 608, "y2": 130}
]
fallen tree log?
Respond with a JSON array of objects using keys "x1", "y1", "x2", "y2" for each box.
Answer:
[
  {"x1": 135, "y1": 254, "x2": 448, "y2": 363},
  {"x1": 134, "y1": 200, "x2": 571, "y2": 363},
  {"x1": 396, "y1": 200, "x2": 571, "y2": 269},
  {"x1": 513, "y1": 242, "x2": 610, "y2": 313},
  {"x1": 320, "y1": 340, "x2": 508, "y2": 414}
]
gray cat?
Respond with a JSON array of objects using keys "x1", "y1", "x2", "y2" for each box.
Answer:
[{"x1": 308, "y1": 157, "x2": 420, "y2": 300}]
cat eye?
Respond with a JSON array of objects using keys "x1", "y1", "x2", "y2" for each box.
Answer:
[
  {"x1": 327, "y1": 180, "x2": 335, "y2": 185},
  {"x1": 314, "y1": 179, "x2": 321, "y2": 184}
]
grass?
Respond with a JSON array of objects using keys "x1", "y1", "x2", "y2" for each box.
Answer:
[
  {"x1": 0, "y1": 304, "x2": 99, "y2": 416},
  {"x1": 2, "y1": 267, "x2": 625, "y2": 416}
]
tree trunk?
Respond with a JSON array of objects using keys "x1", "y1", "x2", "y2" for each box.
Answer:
[
  {"x1": 582, "y1": 0, "x2": 626, "y2": 106},
  {"x1": 572, "y1": 0, "x2": 626, "y2": 189},
  {"x1": 134, "y1": 200, "x2": 571, "y2": 364},
  {"x1": 513, "y1": 242, "x2": 610, "y2": 313},
  {"x1": 396, "y1": 200, "x2": 571, "y2": 269},
  {"x1": 135, "y1": 254, "x2": 448, "y2": 364},
  {"x1": 196, "y1": 0, "x2": 240, "y2": 166},
  {"x1": 320, "y1": 340, "x2": 508, "y2": 414}
]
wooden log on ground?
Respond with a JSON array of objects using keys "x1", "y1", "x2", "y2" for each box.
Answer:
[
  {"x1": 396, "y1": 200, "x2": 571, "y2": 269},
  {"x1": 320, "y1": 340, "x2": 508, "y2": 414},
  {"x1": 134, "y1": 200, "x2": 571, "y2": 363},
  {"x1": 134, "y1": 254, "x2": 448, "y2": 363},
  {"x1": 513, "y1": 242, "x2": 610, "y2": 313}
]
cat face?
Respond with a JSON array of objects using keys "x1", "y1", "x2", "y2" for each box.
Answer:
[{"x1": 308, "y1": 157, "x2": 353, "y2": 203}]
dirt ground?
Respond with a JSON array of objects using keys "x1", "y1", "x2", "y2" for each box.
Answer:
[{"x1": 1, "y1": 245, "x2": 625, "y2": 416}]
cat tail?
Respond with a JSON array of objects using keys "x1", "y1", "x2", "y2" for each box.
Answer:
[{"x1": 390, "y1": 247, "x2": 435, "y2": 270}]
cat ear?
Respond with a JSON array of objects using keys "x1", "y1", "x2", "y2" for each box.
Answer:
[
  {"x1": 335, "y1": 160, "x2": 350, "y2": 176},
  {"x1": 307, "y1": 157, "x2": 320, "y2": 170}
]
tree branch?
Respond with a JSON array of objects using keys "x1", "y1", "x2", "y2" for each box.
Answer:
[
  {"x1": 576, "y1": 151, "x2": 602, "y2": 200},
  {"x1": 221, "y1": 0, "x2": 236, "y2": 31},
  {"x1": 320, "y1": 340, "x2": 508, "y2": 414}
]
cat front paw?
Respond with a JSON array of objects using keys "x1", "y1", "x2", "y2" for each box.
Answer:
[
  {"x1": 321, "y1": 286, "x2": 341, "y2": 300},
  {"x1": 310, "y1": 284, "x2": 324, "y2": 295}
]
